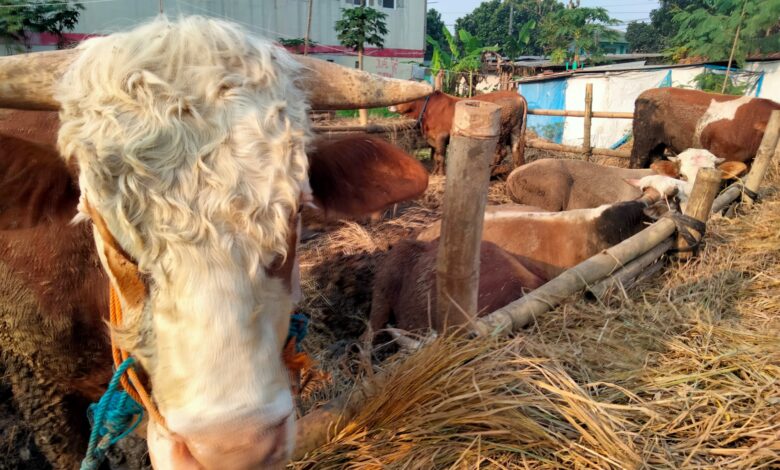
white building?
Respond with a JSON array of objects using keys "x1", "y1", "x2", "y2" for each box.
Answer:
[{"x1": 11, "y1": 0, "x2": 427, "y2": 79}]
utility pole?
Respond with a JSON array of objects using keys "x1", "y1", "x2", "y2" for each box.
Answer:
[
  {"x1": 304, "y1": 0, "x2": 314, "y2": 56},
  {"x1": 508, "y1": 3, "x2": 514, "y2": 36},
  {"x1": 359, "y1": 0, "x2": 368, "y2": 125},
  {"x1": 722, "y1": 0, "x2": 748, "y2": 93}
]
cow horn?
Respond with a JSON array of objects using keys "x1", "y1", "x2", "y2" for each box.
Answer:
[
  {"x1": 295, "y1": 56, "x2": 432, "y2": 110},
  {"x1": 0, "y1": 49, "x2": 78, "y2": 110}
]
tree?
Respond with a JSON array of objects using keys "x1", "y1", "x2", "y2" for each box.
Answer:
[
  {"x1": 538, "y1": 5, "x2": 619, "y2": 64},
  {"x1": 671, "y1": 0, "x2": 780, "y2": 65},
  {"x1": 455, "y1": 0, "x2": 562, "y2": 58},
  {"x1": 427, "y1": 25, "x2": 498, "y2": 95},
  {"x1": 0, "y1": 0, "x2": 83, "y2": 52},
  {"x1": 425, "y1": 8, "x2": 447, "y2": 61},
  {"x1": 335, "y1": 3, "x2": 388, "y2": 70},
  {"x1": 625, "y1": 21, "x2": 661, "y2": 52},
  {"x1": 334, "y1": 2, "x2": 388, "y2": 124}
]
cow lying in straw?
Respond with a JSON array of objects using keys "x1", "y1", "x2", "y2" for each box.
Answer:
[
  {"x1": 505, "y1": 149, "x2": 747, "y2": 212},
  {"x1": 367, "y1": 176, "x2": 688, "y2": 336},
  {"x1": 0, "y1": 16, "x2": 431, "y2": 470},
  {"x1": 388, "y1": 90, "x2": 528, "y2": 175}
]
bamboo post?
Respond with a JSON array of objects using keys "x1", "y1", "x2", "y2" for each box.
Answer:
[
  {"x1": 468, "y1": 71, "x2": 474, "y2": 97},
  {"x1": 583, "y1": 83, "x2": 593, "y2": 161},
  {"x1": 674, "y1": 168, "x2": 722, "y2": 260},
  {"x1": 743, "y1": 110, "x2": 780, "y2": 205},
  {"x1": 436, "y1": 100, "x2": 501, "y2": 330}
]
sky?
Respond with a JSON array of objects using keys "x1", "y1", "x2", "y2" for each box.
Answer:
[{"x1": 431, "y1": 0, "x2": 660, "y2": 31}]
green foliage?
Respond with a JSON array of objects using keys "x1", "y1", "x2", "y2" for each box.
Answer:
[
  {"x1": 425, "y1": 9, "x2": 447, "y2": 61},
  {"x1": 692, "y1": 70, "x2": 748, "y2": 95},
  {"x1": 277, "y1": 37, "x2": 318, "y2": 48},
  {"x1": 538, "y1": 6, "x2": 619, "y2": 64},
  {"x1": 336, "y1": 107, "x2": 396, "y2": 118},
  {"x1": 426, "y1": 25, "x2": 498, "y2": 94},
  {"x1": 454, "y1": 0, "x2": 562, "y2": 58},
  {"x1": 0, "y1": 0, "x2": 83, "y2": 51},
  {"x1": 334, "y1": 5, "x2": 388, "y2": 53},
  {"x1": 626, "y1": 21, "x2": 661, "y2": 52},
  {"x1": 672, "y1": 0, "x2": 780, "y2": 65}
]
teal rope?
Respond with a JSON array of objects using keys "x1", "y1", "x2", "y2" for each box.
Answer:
[
  {"x1": 286, "y1": 313, "x2": 309, "y2": 352},
  {"x1": 80, "y1": 357, "x2": 144, "y2": 470}
]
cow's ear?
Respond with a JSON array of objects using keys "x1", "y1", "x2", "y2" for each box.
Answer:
[
  {"x1": 718, "y1": 161, "x2": 748, "y2": 179},
  {"x1": 650, "y1": 160, "x2": 680, "y2": 177},
  {"x1": 307, "y1": 135, "x2": 429, "y2": 218}
]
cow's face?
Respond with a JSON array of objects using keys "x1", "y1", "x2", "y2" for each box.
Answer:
[
  {"x1": 670, "y1": 148, "x2": 725, "y2": 183},
  {"x1": 388, "y1": 100, "x2": 417, "y2": 116},
  {"x1": 41, "y1": 17, "x2": 431, "y2": 470}
]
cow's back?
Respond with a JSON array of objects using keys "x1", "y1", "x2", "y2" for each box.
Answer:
[
  {"x1": 506, "y1": 159, "x2": 651, "y2": 210},
  {"x1": 474, "y1": 91, "x2": 523, "y2": 135}
]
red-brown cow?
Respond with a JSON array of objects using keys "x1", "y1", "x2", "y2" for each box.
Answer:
[
  {"x1": 629, "y1": 88, "x2": 780, "y2": 168},
  {"x1": 389, "y1": 90, "x2": 528, "y2": 175},
  {"x1": 0, "y1": 110, "x2": 428, "y2": 469},
  {"x1": 368, "y1": 179, "x2": 680, "y2": 336}
]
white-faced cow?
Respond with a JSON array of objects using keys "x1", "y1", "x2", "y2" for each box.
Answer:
[
  {"x1": 629, "y1": 88, "x2": 780, "y2": 169},
  {"x1": 388, "y1": 90, "x2": 528, "y2": 175},
  {"x1": 505, "y1": 149, "x2": 746, "y2": 212},
  {"x1": 0, "y1": 16, "x2": 431, "y2": 470},
  {"x1": 367, "y1": 178, "x2": 684, "y2": 336}
]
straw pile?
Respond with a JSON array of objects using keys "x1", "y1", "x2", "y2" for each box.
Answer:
[{"x1": 292, "y1": 161, "x2": 780, "y2": 468}]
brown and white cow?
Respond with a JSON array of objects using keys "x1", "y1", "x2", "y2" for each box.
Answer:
[
  {"x1": 388, "y1": 90, "x2": 528, "y2": 175},
  {"x1": 629, "y1": 88, "x2": 780, "y2": 168},
  {"x1": 506, "y1": 149, "x2": 746, "y2": 212},
  {"x1": 368, "y1": 178, "x2": 682, "y2": 336},
  {"x1": 0, "y1": 16, "x2": 431, "y2": 470}
]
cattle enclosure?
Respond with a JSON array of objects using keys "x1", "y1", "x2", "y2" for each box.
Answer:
[
  {"x1": 284, "y1": 108, "x2": 780, "y2": 467},
  {"x1": 1, "y1": 94, "x2": 778, "y2": 469}
]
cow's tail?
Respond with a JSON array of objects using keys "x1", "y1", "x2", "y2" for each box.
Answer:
[{"x1": 515, "y1": 92, "x2": 529, "y2": 167}]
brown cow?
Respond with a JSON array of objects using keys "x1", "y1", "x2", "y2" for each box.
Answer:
[
  {"x1": 389, "y1": 90, "x2": 528, "y2": 175},
  {"x1": 368, "y1": 179, "x2": 681, "y2": 336},
  {"x1": 507, "y1": 149, "x2": 745, "y2": 212},
  {"x1": 629, "y1": 88, "x2": 780, "y2": 168},
  {"x1": 0, "y1": 107, "x2": 428, "y2": 470}
]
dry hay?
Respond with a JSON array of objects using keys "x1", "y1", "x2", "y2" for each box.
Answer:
[{"x1": 291, "y1": 160, "x2": 780, "y2": 468}]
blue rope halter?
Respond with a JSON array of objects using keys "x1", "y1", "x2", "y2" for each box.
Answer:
[{"x1": 80, "y1": 357, "x2": 144, "y2": 470}]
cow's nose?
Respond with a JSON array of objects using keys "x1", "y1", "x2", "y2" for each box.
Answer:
[
  {"x1": 148, "y1": 416, "x2": 293, "y2": 470},
  {"x1": 184, "y1": 418, "x2": 292, "y2": 470}
]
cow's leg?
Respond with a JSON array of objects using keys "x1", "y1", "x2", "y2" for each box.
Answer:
[
  {"x1": 4, "y1": 354, "x2": 88, "y2": 470},
  {"x1": 510, "y1": 123, "x2": 526, "y2": 167},
  {"x1": 432, "y1": 135, "x2": 449, "y2": 175}
]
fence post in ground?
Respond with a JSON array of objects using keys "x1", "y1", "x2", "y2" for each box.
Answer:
[
  {"x1": 436, "y1": 100, "x2": 501, "y2": 331},
  {"x1": 743, "y1": 110, "x2": 780, "y2": 206},
  {"x1": 674, "y1": 168, "x2": 722, "y2": 260},
  {"x1": 582, "y1": 83, "x2": 593, "y2": 161}
]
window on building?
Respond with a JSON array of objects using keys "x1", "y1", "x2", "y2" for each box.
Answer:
[{"x1": 380, "y1": 0, "x2": 396, "y2": 8}]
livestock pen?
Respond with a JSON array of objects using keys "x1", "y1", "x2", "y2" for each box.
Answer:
[{"x1": 286, "y1": 108, "x2": 780, "y2": 468}]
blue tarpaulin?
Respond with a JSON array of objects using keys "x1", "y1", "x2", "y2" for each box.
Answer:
[{"x1": 518, "y1": 78, "x2": 567, "y2": 143}]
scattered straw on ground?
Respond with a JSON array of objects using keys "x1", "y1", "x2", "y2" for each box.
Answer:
[{"x1": 292, "y1": 161, "x2": 780, "y2": 469}]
